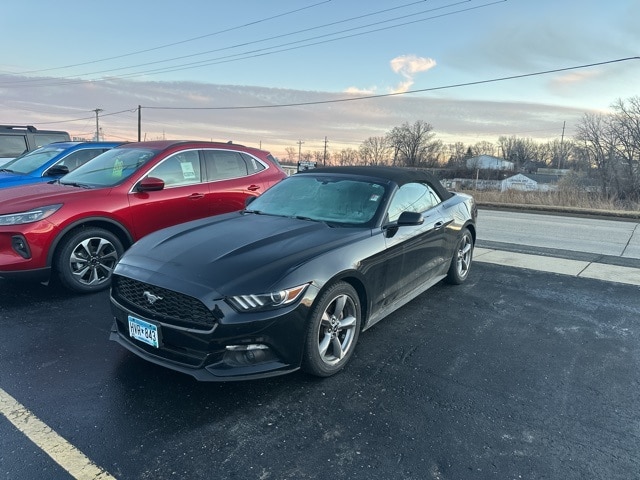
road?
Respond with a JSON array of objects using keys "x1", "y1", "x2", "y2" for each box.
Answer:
[
  {"x1": 478, "y1": 208, "x2": 640, "y2": 259},
  {"x1": 1, "y1": 210, "x2": 639, "y2": 479}
]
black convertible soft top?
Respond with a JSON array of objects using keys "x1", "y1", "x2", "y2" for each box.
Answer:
[{"x1": 298, "y1": 165, "x2": 454, "y2": 201}]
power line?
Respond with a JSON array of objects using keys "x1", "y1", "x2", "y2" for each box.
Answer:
[
  {"x1": 70, "y1": 0, "x2": 442, "y2": 80},
  {"x1": 114, "y1": 0, "x2": 483, "y2": 80},
  {"x1": 26, "y1": 57, "x2": 639, "y2": 128},
  {"x1": 4, "y1": 1, "x2": 333, "y2": 77},
  {"x1": 37, "y1": 108, "x2": 138, "y2": 125},
  {"x1": 143, "y1": 57, "x2": 640, "y2": 111},
  {"x1": 0, "y1": 0, "x2": 502, "y2": 88}
]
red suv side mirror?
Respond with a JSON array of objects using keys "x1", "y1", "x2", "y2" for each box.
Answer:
[{"x1": 136, "y1": 177, "x2": 165, "y2": 192}]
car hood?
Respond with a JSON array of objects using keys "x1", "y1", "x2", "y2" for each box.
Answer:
[
  {"x1": 116, "y1": 212, "x2": 372, "y2": 297},
  {"x1": 0, "y1": 172, "x2": 39, "y2": 188},
  {"x1": 0, "y1": 182, "x2": 99, "y2": 213}
]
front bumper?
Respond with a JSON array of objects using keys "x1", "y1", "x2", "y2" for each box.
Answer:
[
  {"x1": 0, "y1": 220, "x2": 57, "y2": 279},
  {"x1": 109, "y1": 285, "x2": 319, "y2": 381}
]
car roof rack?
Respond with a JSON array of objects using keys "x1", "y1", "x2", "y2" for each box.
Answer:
[{"x1": 0, "y1": 125, "x2": 39, "y2": 132}]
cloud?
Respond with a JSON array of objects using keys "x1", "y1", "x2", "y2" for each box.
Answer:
[
  {"x1": 546, "y1": 69, "x2": 619, "y2": 101},
  {"x1": 389, "y1": 55, "x2": 436, "y2": 93},
  {"x1": 0, "y1": 74, "x2": 594, "y2": 158},
  {"x1": 551, "y1": 70, "x2": 600, "y2": 86},
  {"x1": 344, "y1": 86, "x2": 377, "y2": 95}
]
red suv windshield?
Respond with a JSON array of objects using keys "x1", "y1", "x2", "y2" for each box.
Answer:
[{"x1": 61, "y1": 148, "x2": 159, "y2": 187}]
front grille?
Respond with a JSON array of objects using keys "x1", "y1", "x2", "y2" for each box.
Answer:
[{"x1": 112, "y1": 275, "x2": 217, "y2": 330}]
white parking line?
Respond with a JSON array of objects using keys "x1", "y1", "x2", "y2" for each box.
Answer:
[
  {"x1": 474, "y1": 248, "x2": 640, "y2": 286},
  {"x1": 0, "y1": 387, "x2": 115, "y2": 480}
]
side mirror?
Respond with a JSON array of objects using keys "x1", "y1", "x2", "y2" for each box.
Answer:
[
  {"x1": 397, "y1": 211, "x2": 424, "y2": 226},
  {"x1": 45, "y1": 165, "x2": 70, "y2": 177},
  {"x1": 136, "y1": 176, "x2": 165, "y2": 192}
]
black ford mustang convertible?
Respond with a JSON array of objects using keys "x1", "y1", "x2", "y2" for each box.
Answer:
[{"x1": 109, "y1": 166, "x2": 477, "y2": 381}]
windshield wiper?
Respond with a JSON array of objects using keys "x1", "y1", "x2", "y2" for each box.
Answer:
[
  {"x1": 61, "y1": 181, "x2": 92, "y2": 189},
  {"x1": 0, "y1": 168, "x2": 14, "y2": 173},
  {"x1": 243, "y1": 209, "x2": 292, "y2": 218},
  {"x1": 293, "y1": 215, "x2": 320, "y2": 222}
]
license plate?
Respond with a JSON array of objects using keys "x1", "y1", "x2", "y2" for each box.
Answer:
[{"x1": 128, "y1": 315, "x2": 160, "y2": 348}]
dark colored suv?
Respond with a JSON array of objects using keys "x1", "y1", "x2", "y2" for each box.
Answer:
[
  {"x1": 0, "y1": 125, "x2": 71, "y2": 166},
  {"x1": 0, "y1": 140, "x2": 287, "y2": 292}
]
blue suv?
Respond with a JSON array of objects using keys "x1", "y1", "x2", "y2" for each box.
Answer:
[{"x1": 0, "y1": 141, "x2": 124, "y2": 189}]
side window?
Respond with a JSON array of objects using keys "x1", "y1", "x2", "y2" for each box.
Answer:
[
  {"x1": 33, "y1": 133, "x2": 70, "y2": 148},
  {"x1": 147, "y1": 150, "x2": 201, "y2": 187},
  {"x1": 386, "y1": 182, "x2": 442, "y2": 223},
  {"x1": 203, "y1": 150, "x2": 249, "y2": 181},
  {"x1": 241, "y1": 153, "x2": 266, "y2": 174},
  {"x1": 0, "y1": 135, "x2": 28, "y2": 157},
  {"x1": 56, "y1": 149, "x2": 106, "y2": 171}
]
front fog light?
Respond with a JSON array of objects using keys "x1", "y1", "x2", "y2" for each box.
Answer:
[
  {"x1": 224, "y1": 344, "x2": 275, "y2": 365},
  {"x1": 11, "y1": 235, "x2": 31, "y2": 259}
]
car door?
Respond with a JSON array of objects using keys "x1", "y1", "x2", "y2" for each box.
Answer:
[
  {"x1": 202, "y1": 149, "x2": 265, "y2": 215},
  {"x1": 381, "y1": 182, "x2": 447, "y2": 304},
  {"x1": 127, "y1": 149, "x2": 210, "y2": 239}
]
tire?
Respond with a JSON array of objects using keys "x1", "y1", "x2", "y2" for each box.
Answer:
[
  {"x1": 55, "y1": 227, "x2": 124, "y2": 293},
  {"x1": 445, "y1": 227, "x2": 474, "y2": 285},
  {"x1": 301, "y1": 282, "x2": 361, "y2": 377}
]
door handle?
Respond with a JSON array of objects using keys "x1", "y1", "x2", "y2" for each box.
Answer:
[
  {"x1": 188, "y1": 193, "x2": 205, "y2": 199},
  {"x1": 247, "y1": 185, "x2": 261, "y2": 192}
]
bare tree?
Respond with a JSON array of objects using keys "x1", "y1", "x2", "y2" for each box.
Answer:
[
  {"x1": 335, "y1": 148, "x2": 359, "y2": 166},
  {"x1": 498, "y1": 135, "x2": 539, "y2": 170},
  {"x1": 359, "y1": 136, "x2": 392, "y2": 165},
  {"x1": 497, "y1": 136, "x2": 518, "y2": 165},
  {"x1": 445, "y1": 142, "x2": 467, "y2": 168},
  {"x1": 547, "y1": 138, "x2": 574, "y2": 169},
  {"x1": 284, "y1": 146, "x2": 297, "y2": 163},
  {"x1": 422, "y1": 139, "x2": 445, "y2": 167},
  {"x1": 312, "y1": 150, "x2": 327, "y2": 166},
  {"x1": 610, "y1": 97, "x2": 640, "y2": 200},
  {"x1": 575, "y1": 112, "x2": 618, "y2": 197},
  {"x1": 470, "y1": 140, "x2": 496, "y2": 157},
  {"x1": 386, "y1": 120, "x2": 437, "y2": 167}
]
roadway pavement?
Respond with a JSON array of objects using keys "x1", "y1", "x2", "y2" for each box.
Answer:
[{"x1": 475, "y1": 209, "x2": 640, "y2": 286}]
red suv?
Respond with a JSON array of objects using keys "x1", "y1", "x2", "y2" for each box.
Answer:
[{"x1": 0, "y1": 140, "x2": 287, "y2": 292}]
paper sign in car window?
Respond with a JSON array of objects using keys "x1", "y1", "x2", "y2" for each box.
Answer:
[
  {"x1": 112, "y1": 158, "x2": 124, "y2": 177},
  {"x1": 180, "y1": 162, "x2": 196, "y2": 180}
]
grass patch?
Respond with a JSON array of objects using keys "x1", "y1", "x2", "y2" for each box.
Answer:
[{"x1": 466, "y1": 189, "x2": 640, "y2": 219}]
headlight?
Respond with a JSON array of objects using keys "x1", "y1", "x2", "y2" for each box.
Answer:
[
  {"x1": 227, "y1": 283, "x2": 309, "y2": 312},
  {"x1": 0, "y1": 204, "x2": 62, "y2": 226}
]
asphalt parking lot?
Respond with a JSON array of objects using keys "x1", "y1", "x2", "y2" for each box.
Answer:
[{"x1": 2, "y1": 254, "x2": 639, "y2": 479}]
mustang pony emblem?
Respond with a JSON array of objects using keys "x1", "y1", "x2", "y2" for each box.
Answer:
[{"x1": 143, "y1": 291, "x2": 163, "y2": 305}]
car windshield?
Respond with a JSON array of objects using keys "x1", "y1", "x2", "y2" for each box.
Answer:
[
  {"x1": 247, "y1": 174, "x2": 387, "y2": 226},
  {"x1": 1, "y1": 146, "x2": 65, "y2": 174},
  {"x1": 60, "y1": 147, "x2": 158, "y2": 187}
]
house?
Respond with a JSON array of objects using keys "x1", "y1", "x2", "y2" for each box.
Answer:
[
  {"x1": 501, "y1": 173, "x2": 561, "y2": 192},
  {"x1": 466, "y1": 155, "x2": 514, "y2": 171}
]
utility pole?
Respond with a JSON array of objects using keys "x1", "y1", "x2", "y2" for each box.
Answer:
[
  {"x1": 559, "y1": 121, "x2": 566, "y2": 169},
  {"x1": 297, "y1": 140, "x2": 304, "y2": 162},
  {"x1": 137, "y1": 105, "x2": 141, "y2": 142},
  {"x1": 93, "y1": 108, "x2": 103, "y2": 141},
  {"x1": 323, "y1": 136, "x2": 328, "y2": 166}
]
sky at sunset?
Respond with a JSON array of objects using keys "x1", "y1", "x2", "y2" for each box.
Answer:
[{"x1": 1, "y1": 0, "x2": 638, "y2": 158}]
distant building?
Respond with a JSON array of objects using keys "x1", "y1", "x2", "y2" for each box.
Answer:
[
  {"x1": 466, "y1": 155, "x2": 514, "y2": 171},
  {"x1": 297, "y1": 160, "x2": 317, "y2": 173},
  {"x1": 501, "y1": 173, "x2": 561, "y2": 192}
]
